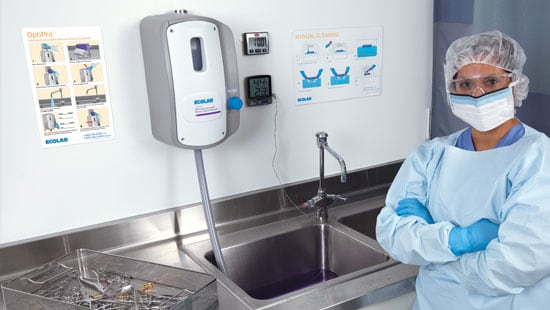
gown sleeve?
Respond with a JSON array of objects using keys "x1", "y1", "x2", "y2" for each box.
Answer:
[{"x1": 376, "y1": 141, "x2": 458, "y2": 266}]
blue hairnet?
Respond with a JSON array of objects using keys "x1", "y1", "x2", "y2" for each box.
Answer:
[{"x1": 444, "y1": 30, "x2": 529, "y2": 107}]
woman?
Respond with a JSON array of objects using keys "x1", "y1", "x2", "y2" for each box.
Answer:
[{"x1": 376, "y1": 30, "x2": 550, "y2": 309}]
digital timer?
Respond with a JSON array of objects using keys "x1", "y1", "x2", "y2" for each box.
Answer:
[
  {"x1": 245, "y1": 75, "x2": 272, "y2": 106},
  {"x1": 243, "y1": 32, "x2": 269, "y2": 55}
]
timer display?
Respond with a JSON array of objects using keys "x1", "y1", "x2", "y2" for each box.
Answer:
[{"x1": 243, "y1": 32, "x2": 269, "y2": 55}]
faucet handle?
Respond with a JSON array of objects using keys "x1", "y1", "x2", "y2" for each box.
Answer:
[
  {"x1": 326, "y1": 193, "x2": 347, "y2": 202},
  {"x1": 303, "y1": 194, "x2": 346, "y2": 209},
  {"x1": 303, "y1": 195, "x2": 323, "y2": 209}
]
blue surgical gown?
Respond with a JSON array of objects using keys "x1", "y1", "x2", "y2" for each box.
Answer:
[{"x1": 376, "y1": 124, "x2": 550, "y2": 309}]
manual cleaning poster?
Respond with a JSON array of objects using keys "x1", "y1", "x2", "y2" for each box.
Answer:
[
  {"x1": 292, "y1": 26, "x2": 383, "y2": 105},
  {"x1": 22, "y1": 26, "x2": 115, "y2": 148}
]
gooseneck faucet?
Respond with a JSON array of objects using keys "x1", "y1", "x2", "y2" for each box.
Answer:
[
  {"x1": 49, "y1": 88, "x2": 63, "y2": 108},
  {"x1": 86, "y1": 85, "x2": 98, "y2": 95},
  {"x1": 305, "y1": 132, "x2": 348, "y2": 223},
  {"x1": 50, "y1": 88, "x2": 63, "y2": 100}
]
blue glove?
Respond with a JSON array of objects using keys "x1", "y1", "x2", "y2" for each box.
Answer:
[
  {"x1": 448, "y1": 218, "x2": 499, "y2": 256},
  {"x1": 395, "y1": 198, "x2": 434, "y2": 224}
]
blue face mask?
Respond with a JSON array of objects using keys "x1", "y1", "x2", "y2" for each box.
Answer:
[{"x1": 449, "y1": 86, "x2": 515, "y2": 132}]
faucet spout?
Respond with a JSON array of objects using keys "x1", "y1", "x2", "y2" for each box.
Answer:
[
  {"x1": 316, "y1": 132, "x2": 347, "y2": 183},
  {"x1": 322, "y1": 143, "x2": 347, "y2": 183},
  {"x1": 86, "y1": 85, "x2": 98, "y2": 95},
  {"x1": 50, "y1": 88, "x2": 63, "y2": 99}
]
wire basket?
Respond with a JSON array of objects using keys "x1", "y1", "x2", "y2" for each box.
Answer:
[{"x1": 1, "y1": 249, "x2": 217, "y2": 309}]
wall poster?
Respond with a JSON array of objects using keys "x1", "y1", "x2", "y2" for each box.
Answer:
[
  {"x1": 22, "y1": 26, "x2": 115, "y2": 148},
  {"x1": 292, "y1": 26, "x2": 383, "y2": 105}
]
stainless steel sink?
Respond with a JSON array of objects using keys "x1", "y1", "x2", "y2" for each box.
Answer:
[
  {"x1": 182, "y1": 210, "x2": 397, "y2": 308},
  {"x1": 204, "y1": 223, "x2": 388, "y2": 299},
  {"x1": 338, "y1": 206, "x2": 383, "y2": 239}
]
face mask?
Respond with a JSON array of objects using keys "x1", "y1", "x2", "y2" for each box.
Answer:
[{"x1": 449, "y1": 86, "x2": 515, "y2": 132}]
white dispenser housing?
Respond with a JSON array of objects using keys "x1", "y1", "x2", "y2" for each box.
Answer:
[{"x1": 140, "y1": 11, "x2": 241, "y2": 149}]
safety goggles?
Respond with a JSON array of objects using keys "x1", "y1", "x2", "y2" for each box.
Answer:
[{"x1": 447, "y1": 73, "x2": 513, "y2": 96}]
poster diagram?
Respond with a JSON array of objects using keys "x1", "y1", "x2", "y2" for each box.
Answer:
[
  {"x1": 22, "y1": 26, "x2": 115, "y2": 148},
  {"x1": 292, "y1": 27, "x2": 383, "y2": 105}
]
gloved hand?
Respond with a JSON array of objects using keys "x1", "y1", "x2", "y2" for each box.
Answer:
[
  {"x1": 448, "y1": 218, "x2": 499, "y2": 256},
  {"x1": 395, "y1": 198, "x2": 434, "y2": 224}
]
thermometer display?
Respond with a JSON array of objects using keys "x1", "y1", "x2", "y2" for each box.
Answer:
[{"x1": 245, "y1": 75, "x2": 272, "y2": 106}]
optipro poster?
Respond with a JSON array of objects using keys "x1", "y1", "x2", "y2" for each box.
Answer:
[{"x1": 22, "y1": 26, "x2": 115, "y2": 148}]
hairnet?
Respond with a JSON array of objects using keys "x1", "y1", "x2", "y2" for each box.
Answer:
[{"x1": 444, "y1": 30, "x2": 529, "y2": 107}]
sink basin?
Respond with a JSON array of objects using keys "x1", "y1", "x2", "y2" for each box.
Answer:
[
  {"x1": 186, "y1": 220, "x2": 389, "y2": 300},
  {"x1": 338, "y1": 206, "x2": 383, "y2": 239},
  {"x1": 180, "y1": 196, "x2": 413, "y2": 309}
]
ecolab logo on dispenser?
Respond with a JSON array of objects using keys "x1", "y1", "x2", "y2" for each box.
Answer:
[{"x1": 194, "y1": 97, "x2": 214, "y2": 104}]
